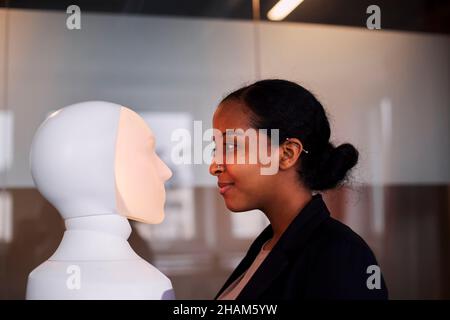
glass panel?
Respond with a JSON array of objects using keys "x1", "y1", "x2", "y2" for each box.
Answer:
[{"x1": 0, "y1": 1, "x2": 449, "y2": 300}]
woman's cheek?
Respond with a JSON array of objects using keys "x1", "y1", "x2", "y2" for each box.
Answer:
[{"x1": 233, "y1": 164, "x2": 261, "y2": 186}]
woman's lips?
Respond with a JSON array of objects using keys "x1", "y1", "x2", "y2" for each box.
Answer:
[{"x1": 218, "y1": 182, "x2": 234, "y2": 195}]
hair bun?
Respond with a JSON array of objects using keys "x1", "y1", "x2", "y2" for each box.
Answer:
[{"x1": 306, "y1": 143, "x2": 359, "y2": 191}]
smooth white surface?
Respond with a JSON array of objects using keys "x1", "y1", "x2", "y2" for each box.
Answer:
[
  {"x1": 50, "y1": 215, "x2": 139, "y2": 261},
  {"x1": 27, "y1": 260, "x2": 174, "y2": 300},
  {"x1": 26, "y1": 101, "x2": 174, "y2": 300},
  {"x1": 30, "y1": 101, "x2": 120, "y2": 220},
  {"x1": 27, "y1": 215, "x2": 173, "y2": 300}
]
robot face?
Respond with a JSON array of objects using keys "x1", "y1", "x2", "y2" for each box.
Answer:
[{"x1": 114, "y1": 107, "x2": 172, "y2": 224}]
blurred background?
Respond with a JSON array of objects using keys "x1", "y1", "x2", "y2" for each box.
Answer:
[{"x1": 0, "y1": 0, "x2": 449, "y2": 299}]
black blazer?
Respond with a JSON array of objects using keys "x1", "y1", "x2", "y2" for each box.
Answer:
[{"x1": 215, "y1": 194, "x2": 388, "y2": 300}]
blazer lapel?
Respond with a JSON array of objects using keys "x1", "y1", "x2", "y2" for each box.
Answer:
[
  {"x1": 237, "y1": 194, "x2": 330, "y2": 300},
  {"x1": 236, "y1": 246, "x2": 289, "y2": 300},
  {"x1": 214, "y1": 227, "x2": 273, "y2": 299}
]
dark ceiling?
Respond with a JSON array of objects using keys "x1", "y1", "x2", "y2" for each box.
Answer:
[{"x1": 1, "y1": 0, "x2": 449, "y2": 35}]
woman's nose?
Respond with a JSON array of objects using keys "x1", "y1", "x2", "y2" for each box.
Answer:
[{"x1": 209, "y1": 160, "x2": 224, "y2": 176}]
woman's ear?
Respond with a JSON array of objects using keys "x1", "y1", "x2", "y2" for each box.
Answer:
[{"x1": 279, "y1": 138, "x2": 304, "y2": 170}]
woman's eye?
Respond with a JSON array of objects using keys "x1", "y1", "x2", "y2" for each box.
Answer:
[
  {"x1": 225, "y1": 143, "x2": 236, "y2": 152},
  {"x1": 211, "y1": 144, "x2": 236, "y2": 157}
]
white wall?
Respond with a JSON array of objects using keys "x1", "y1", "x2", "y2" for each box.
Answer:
[{"x1": 0, "y1": 9, "x2": 448, "y2": 187}]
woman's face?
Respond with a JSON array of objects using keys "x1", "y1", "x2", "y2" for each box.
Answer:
[{"x1": 209, "y1": 100, "x2": 279, "y2": 212}]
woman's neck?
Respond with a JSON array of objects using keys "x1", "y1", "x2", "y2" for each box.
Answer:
[{"x1": 262, "y1": 183, "x2": 312, "y2": 251}]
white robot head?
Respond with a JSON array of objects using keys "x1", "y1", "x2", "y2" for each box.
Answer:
[{"x1": 30, "y1": 101, "x2": 172, "y2": 224}]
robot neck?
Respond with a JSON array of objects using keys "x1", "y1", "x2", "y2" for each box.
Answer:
[{"x1": 49, "y1": 214, "x2": 141, "y2": 261}]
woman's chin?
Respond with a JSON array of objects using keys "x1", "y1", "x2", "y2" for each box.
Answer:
[{"x1": 224, "y1": 200, "x2": 251, "y2": 213}]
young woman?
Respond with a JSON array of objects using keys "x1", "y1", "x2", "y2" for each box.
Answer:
[{"x1": 209, "y1": 79, "x2": 388, "y2": 300}]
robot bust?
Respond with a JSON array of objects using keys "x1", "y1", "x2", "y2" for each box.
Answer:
[{"x1": 26, "y1": 101, "x2": 174, "y2": 299}]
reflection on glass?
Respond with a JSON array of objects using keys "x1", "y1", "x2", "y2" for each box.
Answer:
[
  {"x1": 0, "y1": 191, "x2": 12, "y2": 243},
  {"x1": 0, "y1": 110, "x2": 13, "y2": 175},
  {"x1": 368, "y1": 98, "x2": 393, "y2": 234}
]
